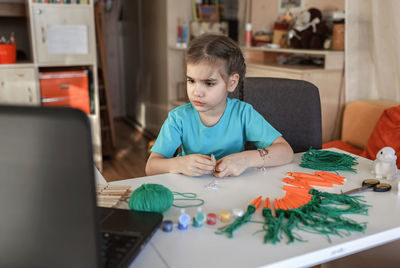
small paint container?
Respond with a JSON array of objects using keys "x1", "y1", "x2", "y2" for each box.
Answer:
[
  {"x1": 161, "y1": 220, "x2": 174, "y2": 232},
  {"x1": 206, "y1": 213, "x2": 217, "y2": 225},
  {"x1": 232, "y1": 208, "x2": 244, "y2": 217},
  {"x1": 193, "y1": 212, "x2": 206, "y2": 227},
  {"x1": 193, "y1": 207, "x2": 206, "y2": 227},
  {"x1": 220, "y1": 210, "x2": 231, "y2": 222},
  {"x1": 178, "y1": 211, "x2": 191, "y2": 230}
]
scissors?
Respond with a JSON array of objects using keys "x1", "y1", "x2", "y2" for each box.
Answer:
[{"x1": 343, "y1": 179, "x2": 392, "y2": 195}]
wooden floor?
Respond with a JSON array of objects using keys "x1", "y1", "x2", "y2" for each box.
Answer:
[{"x1": 101, "y1": 118, "x2": 152, "y2": 182}]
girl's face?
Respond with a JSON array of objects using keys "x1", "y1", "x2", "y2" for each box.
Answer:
[{"x1": 186, "y1": 61, "x2": 238, "y2": 116}]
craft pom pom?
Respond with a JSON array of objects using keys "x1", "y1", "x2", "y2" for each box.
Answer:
[{"x1": 129, "y1": 183, "x2": 174, "y2": 213}]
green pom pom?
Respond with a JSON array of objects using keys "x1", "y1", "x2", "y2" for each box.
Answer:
[{"x1": 129, "y1": 183, "x2": 174, "y2": 213}]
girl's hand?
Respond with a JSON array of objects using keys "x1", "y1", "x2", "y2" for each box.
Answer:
[
  {"x1": 176, "y1": 154, "x2": 215, "y2": 177},
  {"x1": 214, "y1": 153, "x2": 248, "y2": 178}
]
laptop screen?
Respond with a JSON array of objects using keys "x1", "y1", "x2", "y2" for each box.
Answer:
[{"x1": 0, "y1": 106, "x2": 100, "y2": 267}]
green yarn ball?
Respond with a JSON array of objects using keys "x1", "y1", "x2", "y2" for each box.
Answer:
[{"x1": 129, "y1": 183, "x2": 174, "y2": 213}]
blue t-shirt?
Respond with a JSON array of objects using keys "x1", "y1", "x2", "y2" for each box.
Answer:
[{"x1": 151, "y1": 98, "x2": 281, "y2": 160}]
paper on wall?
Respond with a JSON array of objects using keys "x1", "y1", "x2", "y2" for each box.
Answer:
[{"x1": 47, "y1": 24, "x2": 88, "y2": 55}]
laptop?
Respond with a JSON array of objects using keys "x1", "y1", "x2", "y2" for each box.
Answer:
[{"x1": 0, "y1": 105, "x2": 163, "y2": 268}]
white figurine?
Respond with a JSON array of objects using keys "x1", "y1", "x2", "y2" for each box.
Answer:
[{"x1": 372, "y1": 147, "x2": 398, "y2": 180}]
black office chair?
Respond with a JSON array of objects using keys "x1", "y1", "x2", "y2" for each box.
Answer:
[{"x1": 241, "y1": 77, "x2": 322, "y2": 153}]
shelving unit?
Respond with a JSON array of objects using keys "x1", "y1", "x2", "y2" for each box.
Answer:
[
  {"x1": 166, "y1": 1, "x2": 192, "y2": 111},
  {"x1": 0, "y1": 0, "x2": 102, "y2": 169},
  {"x1": 243, "y1": 46, "x2": 345, "y2": 143}
]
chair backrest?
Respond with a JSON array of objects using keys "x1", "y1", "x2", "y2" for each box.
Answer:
[{"x1": 242, "y1": 77, "x2": 322, "y2": 153}]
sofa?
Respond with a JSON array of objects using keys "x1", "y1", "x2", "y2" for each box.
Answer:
[{"x1": 323, "y1": 100, "x2": 400, "y2": 168}]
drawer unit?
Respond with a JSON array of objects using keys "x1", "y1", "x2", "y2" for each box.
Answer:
[
  {"x1": 39, "y1": 70, "x2": 90, "y2": 114},
  {"x1": 0, "y1": 67, "x2": 40, "y2": 106}
]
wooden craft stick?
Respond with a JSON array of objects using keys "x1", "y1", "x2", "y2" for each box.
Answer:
[
  {"x1": 101, "y1": 189, "x2": 128, "y2": 194},
  {"x1": 95, "y1": 184, "x2": 133, "y2": 209},
  {"x1": 97, "y1": 200, "x2": 118, "y2": 206},
  {"x1": 97, "y1": 196, "x2": 126, "y2": 201},
  {"x1": 97, "y1": 195, "x2": 121, "y2": 200},
  {"x1": 96, "y1": 184, "x2": 107, "y2": 193},
  {"x1": 99, "y1": 192, "x2": 128, "y2": 196},
  {"x1": 97, "y1": 202, "x2": 115, "y2": 208},
  {"x1": 97, "y1": 199, "x2": 120, "y2": 204},
  {"x1": 105, "y1": 185, "x2": 131, "y2": 190}
]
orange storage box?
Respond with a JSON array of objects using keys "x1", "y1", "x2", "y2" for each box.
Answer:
[
  {"x1": 40, "y1": 70, "x2": 90, "y2": 114},
  {"x1": 0, "y1": 44, "x2": 16, "y2": 64}
]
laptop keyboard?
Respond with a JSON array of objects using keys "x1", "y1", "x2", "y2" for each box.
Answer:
[{"x1": 101, "y1": 232, "x2": 140, "y2": 268}]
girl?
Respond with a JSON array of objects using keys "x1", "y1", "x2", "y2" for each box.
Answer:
[{"x1": 146, "y1": 34, "x2": 293, "y2": 177}]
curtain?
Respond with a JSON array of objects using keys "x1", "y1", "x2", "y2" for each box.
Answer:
[{"x1": 346, "y1": 0, "x2": 400, "y2": 103}]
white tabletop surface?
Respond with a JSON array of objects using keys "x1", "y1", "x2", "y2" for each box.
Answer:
[{"x1": 97, "y1": 150, "x2": 400, "y2": 268}]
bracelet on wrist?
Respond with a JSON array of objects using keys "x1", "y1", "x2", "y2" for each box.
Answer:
[{"x1": 257, "y1": 148, "x2": 269, "y2": 172}]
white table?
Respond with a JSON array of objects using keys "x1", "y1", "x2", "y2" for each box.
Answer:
[{"x1": 97, "y1": 150, "x2": 400, "y2": 268}]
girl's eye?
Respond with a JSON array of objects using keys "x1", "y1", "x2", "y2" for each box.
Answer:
[
  {"x1": 206, "y1": 82, "x2": 215, "y2": 87},
  {"x1": 187, "y1": 78, "x2": 194, "y2": 84}
]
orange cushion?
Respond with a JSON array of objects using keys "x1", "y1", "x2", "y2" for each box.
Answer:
[
  {"x1": 341, "y1": 100, "x2": 398, "y2": 149},
  {"x1": 361, "y1": 105, "x2": 400, "y2": 169},
  {"x1": 323, "y1": 140, "x2": 363, "y2": 156}
]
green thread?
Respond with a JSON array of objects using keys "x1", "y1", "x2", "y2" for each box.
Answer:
[
  {"x1": 216, "y1": 204, "x2": 256, "y2": 238},
  {"x1": 279, "y1": 210, "x2": 303, "y2": 244},
  {"x1": 300, "y1": 149, "x2": 358, "y2": 172},
  {"x1": 260, "y1": 189, "x2": 369, "y2": 244},
  {"x1": 129, "y1": 184, "x2": 173, "y2": 213},
  {"x1": 262, "y1": 207, "x2": 282, "y2": 244},
  {"x1": 129, "y1": 184, "x2": 204, "y2": 213},
  {"x1": 172, "y1": 192, "x2": 204, "y2": 208}
]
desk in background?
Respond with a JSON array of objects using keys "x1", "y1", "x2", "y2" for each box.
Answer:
[{"x1": 97, "y1": 150, "x2": 400, "y2": 268}]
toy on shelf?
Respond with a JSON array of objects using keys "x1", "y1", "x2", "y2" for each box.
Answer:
[{"x1": 289, "y1": 8, "x2": 328, "y2": 49}]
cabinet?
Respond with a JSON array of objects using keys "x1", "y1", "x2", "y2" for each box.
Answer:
[
  {"x1": 30, "y1": 3, "x2": 96, "y2": 65},
  {"x1": 0, "y1": 0, "x2": 102, "y2": 169},
  {"x1": 166, "y1": 1, "x2": 192, "y2": 110},
  {"x1": 244, "y1": 47, "x2": 345, "y2": 143},
  {"x1": 0, "y1": 65, "x2": 40, "y2": 105}
]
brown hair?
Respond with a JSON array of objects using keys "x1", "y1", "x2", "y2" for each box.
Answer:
[{"x1": 185, "y1": 34, "x2": 246, "y2": 92}]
